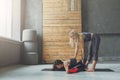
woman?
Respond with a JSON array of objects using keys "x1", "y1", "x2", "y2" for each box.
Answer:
[
  {"x1": 52, "y1": 58, "x2": 85, "y2": 73},
  {"x1": 69, "y1": 30, "x2": 101, "y2": 72},
  {"x1": 53, "y1": 30, "x2": 100, "y2": 73}
]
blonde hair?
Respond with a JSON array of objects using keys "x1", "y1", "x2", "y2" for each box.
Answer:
[
  {"x1": 69, "y1": 30, "x2": 79, "y2": 48},
  {"x1": 69, "y1": 30, "x2": 85, "y2": 61}
]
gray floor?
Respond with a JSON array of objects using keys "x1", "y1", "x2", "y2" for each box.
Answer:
[{"x1": 0, "y1": 64, "x2": 120, "y2": 80}]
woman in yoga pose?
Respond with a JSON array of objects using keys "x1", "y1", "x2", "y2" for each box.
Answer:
[{"x1": 52, "y1": 30, "x2": 101, "y2": 73}]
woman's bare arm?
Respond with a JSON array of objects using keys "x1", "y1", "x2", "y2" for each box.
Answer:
[
  {"x1": 80, "y1": 38, "x2": 84, "y2": 60},
  {"x1": 74, "y1": 34, "x2": 84, "y2": 59},
  {"x1": 63, "y1": 60, "x2": 70, "y2": 73},
  {"x1": 73, "y1": 40, "x2": 79, "y2": 59}
]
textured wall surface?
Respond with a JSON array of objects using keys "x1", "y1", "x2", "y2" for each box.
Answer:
[
  {"x1": 82, "y1": 0, "x2": 120, "y2": 33},
  {"x1": 0, "y1": 37, "x2": 22, "y2": 66},
  {"x1": 42, "y1": 0, "x2": 82, "y2": 63},
  {"x1": 82, "y1": 0, "x2": 120, "y2": 61},
  {"x1": 24, "y1": 0, "x2": 42, "y2": 63},
  {"x1": 24, "y1": 0, "x2": 42, "y2": 30},
  {"x1": 23, "y1": 0, "x2": 120, "y2": 62}
]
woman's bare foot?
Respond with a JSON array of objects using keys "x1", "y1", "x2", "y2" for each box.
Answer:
[{"x1": 86, "y1": 68, "x2": 95, "y2": 72}]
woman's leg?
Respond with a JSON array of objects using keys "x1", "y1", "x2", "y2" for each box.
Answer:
[
  {"x1": 88, "y1": 34, "x2": 100, "y2": 72},
  {"x1": 85, "y1": 41, "x2": 93, "y2": 68}
]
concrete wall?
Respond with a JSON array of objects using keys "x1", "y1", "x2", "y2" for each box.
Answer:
[
  {"x1": 82, "y1": 0, "x2": 120, "y2": 62},
  {"x1": 82, "y1": 0, "x2": 120, "y2": 33},
  {"x1": 23, "y1": 0, "x2": 120, "y2": 62},
  {"x1": 23, "y1": 0, "x2": 42, "y2": 63},
  {"x1": 0, "y1": 37, "x2": 22, "y2": 66}
]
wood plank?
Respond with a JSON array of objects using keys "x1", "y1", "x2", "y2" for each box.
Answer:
[
  {"x1": 42, "y1": 45, "x2": 71, "y2": 48},
  {"x1": 43, "y1": 26, "x2": 81, "y2": 30},
  {"x1": 43, "y1": 45, "x2": 82, "y2": 50},
  {"x1": 43, "y1": 53, "x2": 75, "y2": 57},
  {"x1": 78, "y1": 0, "x2": 81, "y2": 11},
  {"x1": 43, "y1": 51, "x2": 75, "y2": 55},
  {"x1": 44, "y1": 15, "x2": 81, "y2": 20},
  {"x1": 43, "y1": 5, "x2": 66, "y2": 8},
  {"x1": 43, "y1": 26, "x2": 81, "y2": 31},
  {"x1": 43, "y1": 26, "x2": 81, "y2": 29},
  {"x1": 43, "y1": 26, "x2": 81, "y2": 33},
  {"x1": 43, "y1": 47, "x2": 75, "y2": 51},
  {"x1": 43, "y1": 47, "x2": 82, "y2": 52},
  {"x1": 43, "y1": 11, "x2": 80, "y2": 15},
  {"x1": 43, "y1": 11, "x2": 80, "y2": 14},
  {"x1": 43, "y1": 13, "x2": 81, "y2": 20},
  {"x1": 43, "y1": 23, "x2": 81, "y2": 27},
  {"x1": 43, "y1": 0, "x2": 62, "y2": 3},
  {"x1": 43, "y1": 51, "x2": 82, "y2": 56},
  {"x1": 43, "y1": 7, "x2": 68, "y2": 12},
  {"x1": 43, "y1": 35, "x2": 69, "y2": 42},
  {"x1": 43, "y1": 20, "x2": 81, "y2": 24},
  {"x1": 43, "y1": 2, "x2": 67, "y2": 8},
  {"x1": 43, "y1": 42, "x2": 69, "y2": 46}
]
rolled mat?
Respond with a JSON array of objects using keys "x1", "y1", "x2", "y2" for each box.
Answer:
[
  {"x1": 23, "y1": 42, "x2": 37, "y2": 52},
  {"x1": 22, "y1": 29, "x2": 37, "y2": 42},
  {"x1": 23, "y1": 52, "x2": 38, "y2": 65}
]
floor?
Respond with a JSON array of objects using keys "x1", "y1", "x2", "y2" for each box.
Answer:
[{"x1": 0, "y1": 64, "x2": 120, "y2": 80}]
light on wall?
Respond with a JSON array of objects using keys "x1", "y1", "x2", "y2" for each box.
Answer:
[
  {"x1": 0, "y1": 0, "x2": 12, "y2": 38},
  {"x1": 69, "y1": 0, "x2": 79, "y2": 11}
]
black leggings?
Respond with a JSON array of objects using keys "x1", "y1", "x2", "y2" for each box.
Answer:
[
  {"x1": 86, "y1": 34, "x2": 100, "y2": 62},
  {"x1": 69, "y1": 58, "x2": 85, "y2": 71}
]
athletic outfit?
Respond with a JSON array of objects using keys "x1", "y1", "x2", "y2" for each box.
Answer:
[{"x1": 68, "y1": 58, "x2": 85, "y2": 73}]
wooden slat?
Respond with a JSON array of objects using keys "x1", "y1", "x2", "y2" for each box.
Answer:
[
  {"x1": 43, "y1": 46, "x2": 75, "y2": 50},
  {"x1": 43, "y1": 49, "x2": 74, "y2": 52},
  {"x1": 77, "y1": 0, "x2": 81, "y2": 11},
  {"x1": 43, "y1": 5, "x2": 66, "y2": 8},
  {"x1": 43, "y1": 25, "x2": 81, "y2": 30},
  {"x1": 43, "y1": 23, "x2": 81, "y2": 27},
  {"x1": 43, "y1": 42, "x2": 69, "y2": 46},
  {"x1": 43, "y1": 47, "x2": 75, "y2": 50},
  {"x1": 43, "y1": 20, "x2": 81, "y2": 24},
  {"x1": 43, "y1": 2, "x2": 67, "y2": 8},
  {"x1": 43, "y1": 51, "x2": 82, "y2": 56},
  {"x1": 43, "y1": 7, "x2": 68, "y2": 12},
  {"x1": 43, "y1": 13, "x2": 81, "y2": 20},
  {"x1": 43, "y1": 26, "x2": 81, "y2": 29},
  {"x1": 43, "y1": 26, "x2": 81, "y2": 34},
  {"x1": 43, "y1": 35, "x2": 69, "y2": 42},
  {"x1": 43, "y1": 0, "x2": 62, "y2": 3},
  {"x1": 43, "y1": 30, "x2": 81, "y2": 35},
  {"x1": 43, "y1": 11, "x2": 80, "y2": 15}
]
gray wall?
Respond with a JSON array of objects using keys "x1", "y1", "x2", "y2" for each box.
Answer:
[
  {"x1": 23, "y1": 0, "x2": 120, "y2": 62},
  {"x1": 0, "y1": 37, "x2": 22, "y2": 66},
  {"x1": 23, "y1": 0, "x2": 43, "y2": 63},
  {"x1": 82, "y1": 0, "x2": 120, "y2": 33},
  {"x1": 82, "y1": 0, "x2": 120, "y2": 62}
]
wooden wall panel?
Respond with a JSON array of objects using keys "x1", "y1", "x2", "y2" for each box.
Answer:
[{"x1": 43, "y1": 0, "x2": 82, "y2": 63}]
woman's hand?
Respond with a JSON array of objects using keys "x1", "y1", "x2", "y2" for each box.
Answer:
[{"x1": 63, "y1": 61, "x2": 70, "y2": 74}]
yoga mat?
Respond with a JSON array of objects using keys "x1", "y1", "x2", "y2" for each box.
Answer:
[
  {"x1": 42, "y1": 68, "x2": 114, "y2": 72},
  {"x1": 22, "y1": 29, "x2": 37, "y2": 42},
  {"x1": 23, "y1": 42, "x2": 37, "y2": 52}
]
